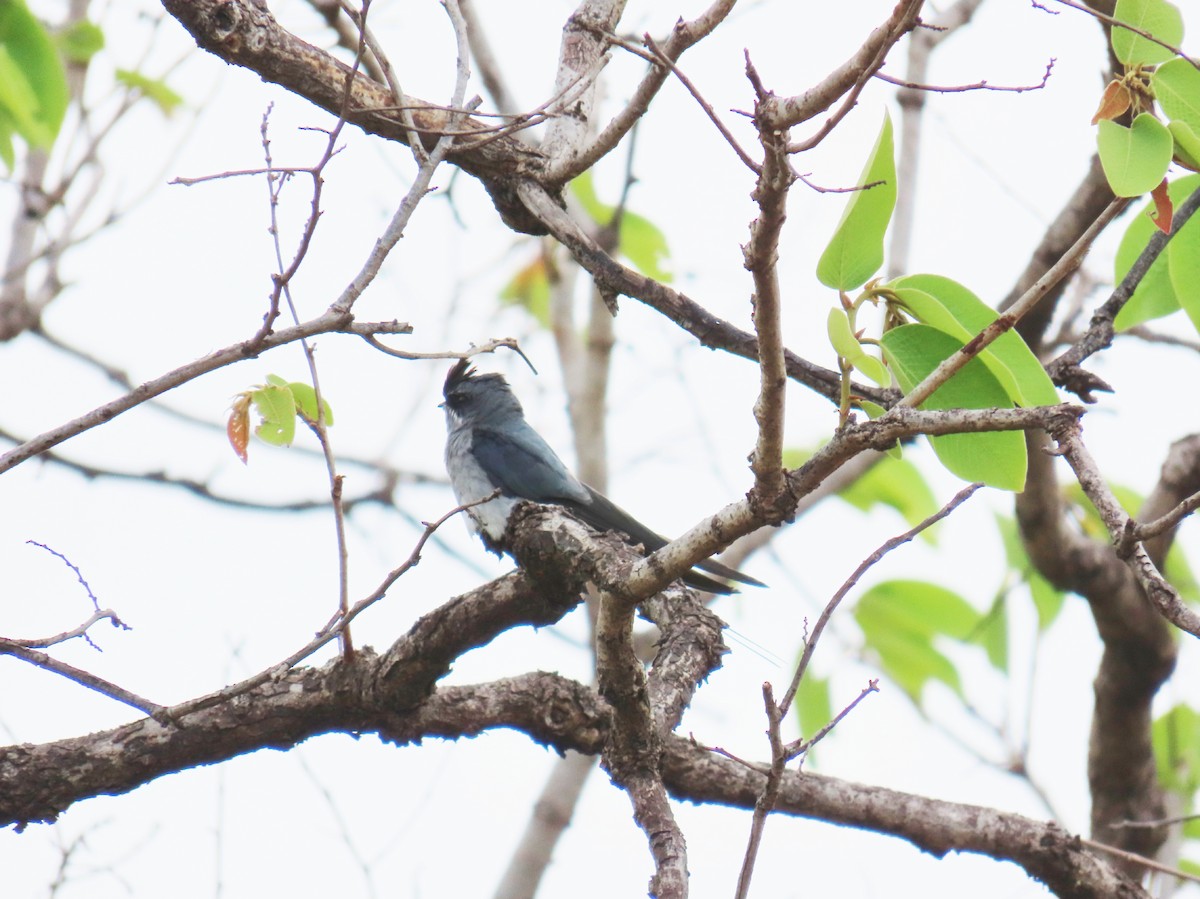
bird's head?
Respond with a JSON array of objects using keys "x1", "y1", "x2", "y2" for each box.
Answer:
[{"x1": 441, "y1": 359, "x2": 525, "y2": 426}]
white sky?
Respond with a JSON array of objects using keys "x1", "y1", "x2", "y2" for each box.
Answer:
[{"x1": 3, "y1": 0, "x2": 1200, "y2": 896}]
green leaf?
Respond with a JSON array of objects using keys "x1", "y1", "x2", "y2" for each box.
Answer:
[
  {"x1": 855, "y1": 580, "x2": 979, "y2": 699},
  {"x1": 619, "y1": 211, "x2": 672, "y2": 282},
  {"x1": 251, "y1": 383, "x2": 297, "y2": 446},
  {"x1": 1170, "y1": 120, "x2": 1200, "y2": 170},
  {"x1": 781, "y1": 446, "x2": 813, "y2": 471},
  {"x1": 837, "y1": 456, "x2": 939, "y2": 539},
  {"x1": 499, "y1": 253, "x2": 551, "y2": 328},
  {"x1": 995, "y1": 513, "x2": 1066, "y2": 630},
  {"x1": 1166, "y1": 543, "x2": 1200, "y2": 606},
  {"x1": 858, "y1": 580, "x2": 980, "y2": 638},
  {"x1": 0, "y1": 0, "x2": 68, "y2": 151},
  {"x1": 827, "y1": 306, "x2": 863, "y2": 360},
  {"x1": 287, "y1": 381, "x2": 334, "y2": 427},
  {"x1": 880, "y1": 324, "x2": 1028, "y2": 491},
  {"x1": 0, "y1": 116, "x2": 14, "y2": 170},
  {"x1": 1111, "y1": 0, "x2": 1184, "y2": 66},
  {"x1": 569, "y1": 171, "x2": 672, "y2": 281},
  {"x1": 571, "y1": 170, "x2": 607, "y2": 221},
  {"x1": 890, "y1": 274, "x2": 1059, "y2": 406},
  {"x1": 817, "y1": 113, "x2": 897, "y2": 290},
  {"x1": 0, "y1": 48, "x2": 44, "y2": 146},
  {"x1": 794, "y1": 672, "x2": 833, "y2": 744},
  {"x1": 57, "y1": 19, "x2": 104, "y2": 64},
  {"x1": 1153, "y1": 703, "x2": 1200, "y2": 797},
  {"x1": 1155, "y1": 58, "x2": 1200, "y2": 133},
  {"x1": 827, "y1": 307, "x2": 890, "y2": 385},
  {"x1": 852, "y1": 353, "x2": 890, "y2": 388},
  {"x1": 1114, "y1": 173, "x2": 1200, "y2": 329},
  {"x1": 1097, "y1": 113, "x2": 1174, "y2": 197},
  {"x1": 889, "y1": 286, "x2": 1025, "y2": 405},
  {"x1": 115, "y1": 68, "x2": 183, "y2": 116},
  {"x1": 972, "y1": 598, "x2": 1008, "y2": 674},
  {"x1": 1168, "y1": 220, "x2": 1200, "y2": 333}
]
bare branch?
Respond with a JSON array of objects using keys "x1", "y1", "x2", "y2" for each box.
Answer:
[
  {"x1": 875, "y1": 58, "x2": 1055, "y2": 94},
  {"x1": 458, "y1": 0, "x2": 521, "y2": 116},
  {"x1": 0, "y1": 642, "x2": 163, "y2": 716},
  {"x1": 663, "y1": 736, "x2": 1149, "y2": 899},
  {"x1": 757, "y1": 0, "x2": 924, "y2": 133},
  {"x1": 1048, "y1": 184, "x2": 1200, "y2": 400},
  {"x1": 639, "y1": 34, "x2": 760, "y2": 174},
  {"x1": 0, "y1": 316, "x2": 411, "y2": 476},
  {"x1": 545, "y1": 0, "x2": 740, "y2": 183},
  {"x1": 1048, "y1": 419, "x2": 1200, "y2": 638},
  {"x1": 742, "y1": 58, "x2": 794, "y2": 518}
]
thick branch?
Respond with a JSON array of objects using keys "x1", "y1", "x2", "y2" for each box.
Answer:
[
  {"x1": 1, "y1": 571, "x2": 583, "y2": 828},
  {"x1": 745, "y1": 68, "x2": 794, "y2": 516},
  {"x1": 663, "y1": 737, "x2": 1148, "y2": 899},
  {"x1": 1016, "y1": 427, "x2": 1177, "y2": 869}
]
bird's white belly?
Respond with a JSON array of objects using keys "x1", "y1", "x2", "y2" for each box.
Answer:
[{"x1": 446, "y1": 430, "x2": 516, "y2": 541}]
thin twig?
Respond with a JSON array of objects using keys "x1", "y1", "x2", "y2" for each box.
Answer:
[
  {"x1": 641, "y1": 34, "x2": 760, "y2": 174},
  {"x1": 0, "y1": 316, "x2": 412, "y2": 476},
  {"x1": 732, "y1": 483, "x2": 981, "y2": 898},
  {"x1": 1131, "y1": 490, "x2": 1200, "y2": 542},
  {"x1": 545, "y1": 0, "x2": 740, "y2": 183},
  {"x1": 782, "y1": 482, "x2": 982, "y2": 714},
  {"x1": 167, "y1": 491, "x2": 499, "y2": 719},
  {"x1": 896, "y1": 197, "x2": 1126, "y2": 411},
  {"x1": 1080, "y1": 835, "x2": 1200, "y2": 885},
  {"x1": 25, "y1": 541, "x2": 103, "y2": 611},
  {"x1": 785, "y1": 680, "x2": 879, "y2": 757},
  {"x1": 1049, "y1": 419, "x2": 1200, "y2": 638},
  {"x1": 874, "y1": 58, "x2": 1055, "y2": 94},
  {"x1": 0, "y1": 642, "x2": 163, "y2": 716},
  {"x1": 5, "y1": 608, "x2": 129, "y2": 650},
  {"x1": 1048, "y1": 185, "x2": 1200, "y2": 399},
  {"x1": 458, "y1": 0, "x2": 520, "y2": 116},
  {"x1": 257, "y1": 37, "x2": 362, "y2": 651}
]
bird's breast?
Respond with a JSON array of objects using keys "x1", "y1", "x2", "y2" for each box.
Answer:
[{"x1": 445, "y1": 428, "x2": 516, "y2": 541}]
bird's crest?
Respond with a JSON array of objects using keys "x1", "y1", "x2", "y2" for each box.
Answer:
[{"x1": 443, "y1": 359, "x2": 477, "y2": 399}]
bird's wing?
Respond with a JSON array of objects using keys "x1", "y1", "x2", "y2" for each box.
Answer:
[
  {"x1": 472, "y1": 425, "x2": 764, "y2": 593},
  {"x1": 470, "y1": 423, "x2": 591, "y2": 505},
  {"x1": 571, "y1": 486, "x2": 669, "y2": 554},
  {"x1": 578, "y1": 486, "x2": 765, "y2": 589}
]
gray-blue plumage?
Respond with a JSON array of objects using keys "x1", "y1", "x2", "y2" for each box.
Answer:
[{"x1": 441, "y1": 360, "x2": 763, "y2": 594}]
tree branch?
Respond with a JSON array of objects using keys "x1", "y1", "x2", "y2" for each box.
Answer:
[{"x1": 0, "y1": 316, "x2": 411, "y2": 476}]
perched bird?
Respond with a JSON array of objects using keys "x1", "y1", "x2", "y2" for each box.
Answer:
[{"x1": 441, "y1": 359, "x2": 763, "y2": 594}]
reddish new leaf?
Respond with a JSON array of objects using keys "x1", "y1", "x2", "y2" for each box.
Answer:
[
  {"x1": 1150, "y1": 178, "x2": 1173, "y2": 234},
  {"x1": 227, "y1": 394, "x2": 251, "y2": 463},
  {"x1": 1091, "y1": 80, "x2": 1131, "y2": 125}
]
